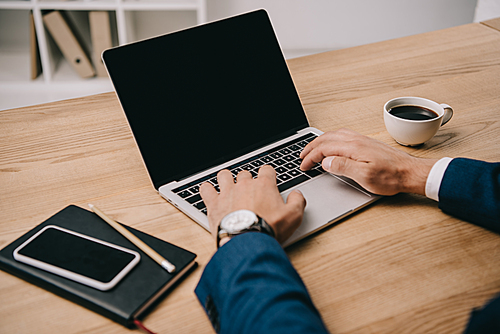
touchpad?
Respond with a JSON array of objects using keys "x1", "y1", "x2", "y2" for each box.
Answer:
[{"x1": 281, "y1": 174, "x2": 375, "y2": 246}]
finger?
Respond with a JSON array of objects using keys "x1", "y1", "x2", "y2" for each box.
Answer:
[
  {"x1": 199, "y1": 182, "x2": 218, "y2": 207},
  {"x1": 237, "y1": 170, "x2": 252, "y2": 182},
  {"x1": 299, "y1": 134, "x2": 327, "y2": 159},
  {"x1": 300, "y1": 141, "x2": 336, "y2": 170},
  {"x1": 300, "y1": 149, "x2": 325, "y2": 170},
  {"x1": 299, "y1": 130, "x2": 342, "y2": 159},
  {"x1": 299, "y1": 140, "x2": 316, "y2": 160},
  {"x1": 258, "y1": 165, "x2": 276, "y2": 183},
  {"x1": 217, "y1": 169, "x2": 234, "y2": 191},
  {"x1": 300, "y1": 128, "x2": 365, "y2": 160},
  {"x1": 301, "y1": 139, "x2": 363, "y2": 171}
]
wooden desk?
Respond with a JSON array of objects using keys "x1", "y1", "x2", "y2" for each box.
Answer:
[{"x1": 1, "y1": 18, "x2": 499, "y2": 333}]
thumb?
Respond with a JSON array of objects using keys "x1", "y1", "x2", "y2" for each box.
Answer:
[
  {"x1": 322, "y1": 156, "x2": 354, "y2": 176},
  {"x1": 286, "y1": 189, "x2": 307, "y2": 213},
  {"x1": 274, "y1": 189, "x2": 306, "y2": 244}
]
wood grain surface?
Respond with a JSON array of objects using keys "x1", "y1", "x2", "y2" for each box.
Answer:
[
  {"x1": 481, "y1": 17, "x2": 500, "y2": 32},
  {"x1": 1, "y1": 20, "x2": 499, "y2": 333}
]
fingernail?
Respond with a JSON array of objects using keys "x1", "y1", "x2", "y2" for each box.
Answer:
[
  {"x1": 292, "y1": 189, "x2": 302, "y2": 195},
  {"x1": 322, "y1": 156, "x2": 334, "y2": 171}
]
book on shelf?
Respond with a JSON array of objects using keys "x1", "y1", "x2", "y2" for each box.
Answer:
[
  {"x1": 0, "y1": 205, "x2": 197, "y2": 329},
  {"x1": 43, "y1": 11, "x2": 95, "y2": 78},
  {"x1": 30, "y1": 11, "x2": 42, "y2": 80},
  {"x1": 89, "y1": 11, "x2": 113, "y2": 78}
]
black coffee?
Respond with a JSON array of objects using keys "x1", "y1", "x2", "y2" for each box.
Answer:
[{"x1": 388, "y1": 105, "x2": 439, "y2": 120}]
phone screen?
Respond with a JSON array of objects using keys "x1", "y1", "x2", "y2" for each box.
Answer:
[{"x1": 16, "y1": 227, "x2": 138, "y2": 283}]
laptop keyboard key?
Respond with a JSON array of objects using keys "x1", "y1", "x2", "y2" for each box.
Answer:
[
  {"x1": 186, "y1": 194, "x2": 201, "y2": 204},
  {"x1": 278, "y1": 174, "x2": 292, "y2": 182},
  {"x1": 251, "y1": 160, "x2": 264, "y2": 168},
  {"x1": 279, "y1": 148, "x2": 292, "y2": 155},
  {"x1": 275, "y1": 166, "x2": 287, "y2": 174},
  {"x1": 189, "y1": 186, "x2": 200, "y2": 194},
  {"x1": 304, "y1": 169, "x2": 322, "y2": 178},
  {"x1": 316, "y1": 165, "x2": 326, "y2": 173},
  {"x1": 231, "y1": 168, "x2": 242, "y2": 175},
  {"x1": 270, "y1": 152, "x2": 282, "y2": 159},
  {"x1": 297, "y1": 141, "x2": 308, "y2": 148},
  {"x1": 177, "y1": 190, "x2": 191, "y2": 198},
  {"x1": 194, "y1": 201, "x2": 206, "y2": 210},
  {"x1": 278, "y1": 174, "x2": 310, "y2": 192}
]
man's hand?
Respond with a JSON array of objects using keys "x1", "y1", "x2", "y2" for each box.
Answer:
[
  {"x1": 300, "y1": 128, "x2": 438, "y2": 196},
  {"x1": 200, "y1": 165, "x2": 306, "y2": 246}
]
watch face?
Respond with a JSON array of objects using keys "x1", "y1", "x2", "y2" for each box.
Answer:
[{"x1": 221, "y1": 210, "x2": 257, "y2": 233}]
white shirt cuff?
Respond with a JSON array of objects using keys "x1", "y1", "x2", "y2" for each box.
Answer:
[{"x1": 425, "y1": 157, "x2": 453, "y2": 202}]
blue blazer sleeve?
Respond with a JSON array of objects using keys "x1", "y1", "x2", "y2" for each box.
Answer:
[
  {"x1": 440, "y1": 158, "x2": 500, "y2": 333},
  {"x1": 438, "y1": 158, "x2": 500, "y2": 233},
  {"x1": 195, "y1": 232, "x2": 329, "y2": 334}
]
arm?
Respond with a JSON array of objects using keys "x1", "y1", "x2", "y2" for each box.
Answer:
[
  {"x1": 439, "y1": 158, "x2": 500, "y2": 232},
  {"x1": 196, "y1": 166, "x2": 329, "y2": 334},
  {"x1": 195, "y1": 232, "x2": 329, "y2": 334},
  {"x1": 299, "y1": 129, "x2": 500, "y2": 333},
  {"x1": 300, "y1": 128, "x2": 499, "y2": 230}
]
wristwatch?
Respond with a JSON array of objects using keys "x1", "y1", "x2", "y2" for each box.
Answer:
[{"x1": 217, "y1": 210, "x2": 275, "y2": 248}]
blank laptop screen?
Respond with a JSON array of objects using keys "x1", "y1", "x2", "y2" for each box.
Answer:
[{"x1": 103, "y1": 10, "x2": 309, "y2": 189}]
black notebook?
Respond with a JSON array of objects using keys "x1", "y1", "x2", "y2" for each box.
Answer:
[{"x1": 0, "y1": 205, "x2": 197, "y2": 328}]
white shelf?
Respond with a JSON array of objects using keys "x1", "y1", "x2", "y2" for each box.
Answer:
[
  {"x1": 0, "y1": 0, "x2": 202, "y2": 11},
  {"x1": 0, "y1": 2, "x2": 34, "y2": 9},
  {"x1": 0, "y1": 0, "x2": 206, "y2": 85},
  {"x1": 37, "y1": 3, "x2": 120, "y2": 10},
  {"x1": 121, "y1": 3, "x2": 199, "y2": 10}
]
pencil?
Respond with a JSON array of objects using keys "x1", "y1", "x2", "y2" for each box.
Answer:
[{"x1": 88, "y1": 204, "x2": 176, "y2": 273}]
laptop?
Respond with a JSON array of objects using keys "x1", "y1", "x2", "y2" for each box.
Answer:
[{"x1": 102, "y1": 9, "x2": 379, "y2": 246}]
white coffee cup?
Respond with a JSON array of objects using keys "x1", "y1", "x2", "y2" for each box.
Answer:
[{"x1": 383, "y1": 97, "x2": 453, "y2": 146}]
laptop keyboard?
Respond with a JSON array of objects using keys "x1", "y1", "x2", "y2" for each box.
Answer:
[{"x1": 172, "y1": 133, "x2": 325, "y2": 215}]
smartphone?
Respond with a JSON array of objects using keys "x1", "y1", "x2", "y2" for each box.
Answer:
[{"x1": 13, "y1": 225, "x2": 141, "y2": 291}]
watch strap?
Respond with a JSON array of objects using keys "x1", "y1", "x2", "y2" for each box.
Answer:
[
  {"x1": 216, "y1": 215, "x2": 274, "y2": 249},
  {"x1": 254, "y1": 217, "x2": 275, "y2": 238}
]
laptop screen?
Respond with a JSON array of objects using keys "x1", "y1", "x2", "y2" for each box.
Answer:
[{"x1": 103, "y1": 10, "x2": 309, "y2": 189}]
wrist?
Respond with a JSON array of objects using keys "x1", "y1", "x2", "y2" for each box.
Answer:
[
  {"x1": 218, "y1": 236, "x2": 231, "y2": 248},
  {"x1": 403, "y1": 157, "x2": 439, "y2": 196},
  {"x1": 424, "y1": 157, "x2": 453, "y2": 201}
]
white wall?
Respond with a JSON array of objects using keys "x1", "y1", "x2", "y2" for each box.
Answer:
[
  {"x1": 207, "y1": 0, "x2": 478, "y2": 58},
  {"x1": 0, "y1": 0, "x2": 482, "y2": 110},
  {"x1": 474, "y1": 0, "x2": 500, "y2": 22}
]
